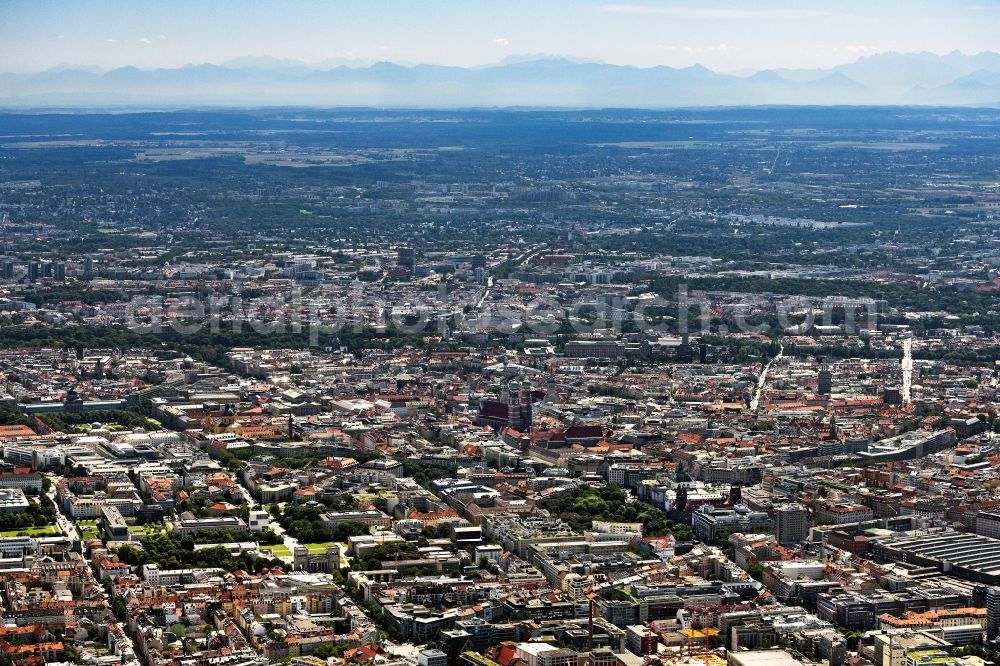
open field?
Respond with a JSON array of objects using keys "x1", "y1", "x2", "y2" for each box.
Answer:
[
  {"x1": 592, "y1": 140, "x2": 721, "y2": 149},
  {"x1": 262, "y1": 545, "x2": 292, "y2": 557},
  {"x1": 75, "y1": 520, "x2": 100, "y2": 541},
  {"x1": 304, "y1": 541, "x2": 338, "y2": 553},
  {"x1": 814, "y1": 141, "x2": 945, "y2": 151},
  {"x1": 0, "y1": 525, "x2": 61, "y2": 537}
]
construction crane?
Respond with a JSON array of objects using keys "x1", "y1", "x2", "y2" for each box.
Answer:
[{"x1": 685, "y1": 604, "x2": 719, "y2": 665}]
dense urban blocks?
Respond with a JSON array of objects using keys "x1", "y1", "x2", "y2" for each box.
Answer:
[{"x1": 0, "y1": 106, "x2": 999, "y2": 666}]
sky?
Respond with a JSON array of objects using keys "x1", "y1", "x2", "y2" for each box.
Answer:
[{"x1": 1, "y1": 0, "x2": 997, "y2": 74}]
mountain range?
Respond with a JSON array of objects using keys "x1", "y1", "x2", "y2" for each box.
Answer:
[{"x1": 3, "y1": 51, "x2": 1000, "y2": 108}]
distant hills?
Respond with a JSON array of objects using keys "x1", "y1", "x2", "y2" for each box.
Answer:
[{"x1": 3, "y1": 51, "x2": 1000, "y2": 108}]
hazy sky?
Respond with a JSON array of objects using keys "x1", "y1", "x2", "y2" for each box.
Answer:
[{"x1": 1, "y1": 0, "x2": 997, "y2": 73}]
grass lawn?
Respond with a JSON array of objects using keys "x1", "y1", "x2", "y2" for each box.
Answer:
[
  {"x1": 262, "y1": 545, "x2": 291, "y2": 557},
  {"x1": 129, "y1": 524, "x2": 165, "y2": 537},
  {"x1": 304, "y1": 542, "x2": 350, "y2": 568},
  {"x1": 74, "y1": 520, "x2": 100, "y2": 541},
  {"x1": 0, "y1": 525, "x2": 61, "y2": 537},
  {"x1": 304, "y1": 542, "x2": 338, "y2": 554}
]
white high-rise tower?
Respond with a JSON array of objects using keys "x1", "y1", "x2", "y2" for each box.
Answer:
[{"x1": 901, "y1": 335, "x2": 913, "y2": 405}]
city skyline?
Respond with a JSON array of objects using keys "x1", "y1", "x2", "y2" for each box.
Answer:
[{"x1": 4, "y1": 2, "x2": 1000, "y2": 663}]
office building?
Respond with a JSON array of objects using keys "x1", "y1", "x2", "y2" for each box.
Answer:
[
  {"x1": 0, "y1": 489, "x2": 29, "y2": 514},
  {"x1": 564, "y1": 340, "x2": 626, "y2": 360},
  {"x1": 987, "y1": 586, "x2": 1000, "y2": 639},
  {"x1": 818, "y1": 368, "x2": 832, "y2": 395},
  {"x1": 398, "y1": 246, "x2": 415, "y2": 269},
  {"x1": 418, "y1": 649, "x2": 448, "y2": 666},
  {"x1": 692, "y1": 504, "x2": 772, "y2": 542},
  {"x1": 977, "y1": 512, "x2": 1000, "y2": 540},
  {"x1": 775, "y1": 503, "x2": 810, "y2": 545}
]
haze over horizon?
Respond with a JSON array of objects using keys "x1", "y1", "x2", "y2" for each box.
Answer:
[
  {"x1": 10, "y1": 48, "x2": 1000, "y2": 77},
  {"x1": 2, "y1": 0, "x2": 998, "y2": 75}
]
